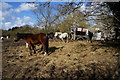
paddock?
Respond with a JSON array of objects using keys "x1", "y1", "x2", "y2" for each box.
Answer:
[{"x1": 2, "y1": 38, "x2": 120, "y2": 79}]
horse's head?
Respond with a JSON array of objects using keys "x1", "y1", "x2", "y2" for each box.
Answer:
[
  {"x1": 48, "y1": 32, "x2": 54, "y2": 39},
  {"x1": 54, "y1": 32, "x2": 62, "y2": 37},
  {"x1": 13, "y1": 36, "x2": 20, "y2": 42},
  {"x1": 13, "y1": 33, "x2": 21, "y2": 42}
]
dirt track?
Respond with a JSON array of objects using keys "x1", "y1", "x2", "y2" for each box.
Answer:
[{"x1": 2, "y1": 39, "x2": 120, "y2": 79}]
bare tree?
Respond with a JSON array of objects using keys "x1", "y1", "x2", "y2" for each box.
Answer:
[
  {"x1": 28, "y1": 1, "x2": 118, "y2": 36},
  {"x1": 28, "y1": 1, "x2": 83, "y2": 33}
]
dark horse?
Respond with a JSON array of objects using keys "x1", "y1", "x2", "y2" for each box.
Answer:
[
  {"x1": 14, "y1": 33, "x2": 49, "y2": 55},
  {"x1": 47, "y1": 32, "x2": 54, "y2": 39},
  {"x1": 88, "y1": 31, "x2": 93, "y2": 43},
  {"x1": 75, "y1": 30, "x2": 93, "y2": 43}
]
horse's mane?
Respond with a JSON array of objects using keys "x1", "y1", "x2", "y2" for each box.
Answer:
[{"x1": 17, "y1": 33, "x2": 33, "y2": 39}]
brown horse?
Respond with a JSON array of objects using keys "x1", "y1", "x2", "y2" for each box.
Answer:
[{"x1": 13, "y1": 33, "x2": 49, "y2": 55}]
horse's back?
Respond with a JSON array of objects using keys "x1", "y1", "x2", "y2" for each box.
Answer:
[
  {"x1": 34, "y1": 33, "x2": 47, "y2": 41},
  {"x1": 60, "y1": 33, "x2": 68, "y2": 38},
  {"x1": 26, "y1": 33, "x2": 47, "y2": 44}
]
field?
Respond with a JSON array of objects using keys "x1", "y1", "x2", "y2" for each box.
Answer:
[{"x1": 2, "y1": 39, "x2": 120, "y2": 79}]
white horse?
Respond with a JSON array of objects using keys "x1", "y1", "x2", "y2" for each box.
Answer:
[
  {"x1": 0, "y1": 36, "x2": 4, "y2": 40},
  {"x1": 6, "y1": 36, "x2": 9, "y2": 39},
  {"x1": 54, "y1": 32, "x2": 62, "y2": 37},
  {"x1": 54, "y1": 32, "x2": 69, "y2": 42}
]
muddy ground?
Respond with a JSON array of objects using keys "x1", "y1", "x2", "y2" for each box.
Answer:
[{"x1": 1, "y1": 39, "x2": 120, "y2": 80}]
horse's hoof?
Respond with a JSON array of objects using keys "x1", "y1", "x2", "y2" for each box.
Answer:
[
  {"x1": 44, "y1": 52, "x2": 47, "y2": 55},
  {"x1": 44, "y1": 52, "x2": 48, "y2": 56}
]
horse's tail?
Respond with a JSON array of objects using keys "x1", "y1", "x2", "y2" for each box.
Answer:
[{"x1": 45, "y1": 36, "x2": 49, "y2": 54}]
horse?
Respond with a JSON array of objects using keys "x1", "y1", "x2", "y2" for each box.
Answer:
[
  {"x1": 47, "y1": 32, "x2": 54, "y2": 40},
  {"x1": 87, "y1": 31, "x2": 93, "y2": 43},
  {"x1": 72, "y1": 28, "x2": 93, "y2": 42},
  {"x1": 81, "y1": 30, "x2": 93, "y2": 43},
  {"x1": 54, "y1": 32, "x2": 62, "y2": 37},
  {"x1": 54, "y1": 32, "x2": 69, "y2": 42},
  {"x1": 13, "y1": 33, "x2": 49, "y2": 55},
  {"x1": 6, "y1": 36, "x2": 9, "y2": 39},
  {"x1": 0, "y1": 36, "x2": 4, "y2": 40}
]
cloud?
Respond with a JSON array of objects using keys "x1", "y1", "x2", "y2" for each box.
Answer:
[
  {"x1": 15, "y1": 17, "x2": 22, "y2": 25},
  {"x1": 0, "y1": 2, "x2": 13, "y2": 21},
  {"x1": 23, "y1": 16, "x2": 31, "y2": 21},
  {"x1": 29, "y1": 21, "x2": 34, "y2": 26},
  {"x1": 5, "y1": 22, "x2": 12, "y2": 27},
  {"x1": 13, "y1": 17, "x2": 26, "y2": 27},
  {"x1": 1, "y1": 16, "x2": 34, "y2": 30},
  {"x1": 1, "y1": 2, "x2": 12, "y2": 11},
  {"x1": 0, "y1": 11, "x2": 5, "y2": 21},
  {"x1": 0, "y1": 3, "x2": 36, "y2": 21},
  {"x1": 0, "y1": 2, "x2": 35, "y2": 30},
  {"x1": 16, "y1": 16, "x2": 33, "y2": 26},
  {"x1": 3, "y1": 8, "x2": 14, "y2": 17},
  {"x1": 0, "y1": 22, "x2": 3, "y2": 29},
  {"x1": 0, "y1": 2, "x2": 12, "y2": 21},
  {"x1": 1, "y1": 22, "x2": 12, "y2": 30},
  {"x1": 15, "y1": 3, "x2": 36, "y2": 13}
]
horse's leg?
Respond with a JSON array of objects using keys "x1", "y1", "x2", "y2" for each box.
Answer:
[
  {"x1": 26, "y1": 43, "x2": 29, "y2": 48},
  {"x1": 41, "y1": 44, "x2": 47, "y2": 55},
  {"x1": 42, "y1": 38, "x2": 49, "y2": 55},
  {"x1": 88, "y1": 37, "x2": 92, "y2": 43},
  {"x1": 64, "y1": 38, "x2": 67, "y2": 43},
  {"x1": 32, "y1": 45, "x2": 36, "y2": 54},
  {"x1": 61, "y1": 38, "x2": 64, "y2": 42},
  {"x1": 54, "y1": 37, "x2": 56, "y2": 41},
  {"x1": 66, "y1": 35, "x2": 69, "y2": 43},
  {"x1": 67, "y1": 37, "x2": 68, "y2": 43},
  {"x1": 28, "y1": 44, "x2": 32, "y2": 56},
  {"x1": 90, "y1": 36, "x2": 93, "y2": 43},
  {"x1": 44, "y1": 46, "x2": 47, "y2": 55},
  {"x1": 87, "y1": 38, "x2": 90, "y2": 43},
  {"x1": 40, "y1": 46, "x2": 43, "y2": 52},
  {"x1": 54, "y1": 37, "x2": 58, "y2": 42}
]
